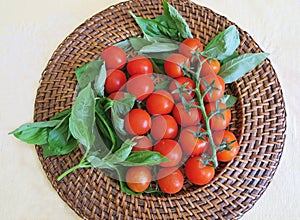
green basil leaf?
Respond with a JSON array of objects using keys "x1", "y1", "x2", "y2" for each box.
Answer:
[
  {"x1": 105, "y1": 138, "x2": 136, "y2": 163},
  {"x1": 123, "y1": 151, "x2": 169, "y2": 166},
  {"x1": 154, "y1": 79, "x2": 172, "y2": 91},
  {"x1": 140, "y1": 42, "x2": 178, "y2": 53},
  {"x1": 111, "y1": 111, "x2": 128, "y2": 138},
  {"x1": 203, "y1": 25, "x2": 240, "y2": 61},
  {"x1": 162, "y1": 0, "x2": 193, "y2": 39},
  {"x1": 221, "y1": 50, "x2": 239, "y2": 64},
  {"x1": 94, "y1": 60, "x2": 106, "y2": 97},
  {"x1": 75, "y1": 60, "x2": 104, "y2": 90},
  {"x1": 112, "y1": 93, "x2": 136, "y2": 116},
  {"x1": 69, "y1": 83, "x2": 95, "y2": 150},
  {"x1": 87, "y1": 155, "x2": 113, "y2": 169},
  {"x1": 129, "y1": 37, "x2": 152, "y2": 51},
  {"x1": 48, "y1": 115, "x2": 70, "y2": 147},
  {"x1": 114, "y1": 39, "x2": 132, "y2": 53},
  {"x1": 50, "y1": 109, "x2": 71, "y2": 121},
  {"x1": 219, "y1": 53, "x2": 269, "y2": 84},
  {"x1": 220, "y1": 95, "x2": 238, "y2": 108},
  {"x1": 9, "y1": 120, "x2": 60, "y2": 145},
  {"x1": 42, "y1": 138, "x2": 78, "y2": 158}
]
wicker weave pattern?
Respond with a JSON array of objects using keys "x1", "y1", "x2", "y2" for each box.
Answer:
[{"x1": 34, "y1": 0, "x2": 286, "y2": 219}]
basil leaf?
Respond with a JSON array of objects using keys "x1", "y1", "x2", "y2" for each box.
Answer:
[
  {"x1": 129, "y1": 37, "x2": 152, "y2": 51},
  {"x1": 140, "y1": 42, "x2": 178, "y2": 53},
  {"x1": 112, "y1": 93, "x2": 136, "y2": 116},
  {"x1": 114, "y1": 39, "x2": 132, "y2": 53},
  {"x1": 75, "y1": 60, "x2": 105, "y2": 90},
  {"x1": 221, "y1": 50, "x2": 239, "y2": 64},
  {"x1": 48, "y1": 115, "x2": 70, "y2": 147},
  {"x1": 50, "y1": 109, "x2": 71, "y2": 121},
  {"x1": 154, "y1": 80, "x2": 172, "y2": 91},
  {"x1": 220, "y1": 95, "x2": 237, "y2": 108},
  {"x1": 123, "y1": 151, "x2": 169, "y2": 166},
  {"x1": 94, "y1": 60, "x2": 106, "y2": 97},
  {"x1": 105, "y1": 138, "x2": 136, "y2": 163},
  {"x1": 69, "y1": 83, "x2": 95, "y2": 150},
  {"x1": 42, "y1": 138, "x2": 78, "y2": 158},
  {"x1": 219, "y1": 53, "x2": 269, "y2": 83},
  {"x1": 203, "y1": 25, "x2": 240, "y2": 61},
  {"x1": 87, "y1": 156, "x2": 112, "y2": 169},
  {"x1": 9, "y1": 120, "x2": 60, "y2": 145},
  {"x1": 162, "y1": 0, "x2": 193, "y2": 39}
]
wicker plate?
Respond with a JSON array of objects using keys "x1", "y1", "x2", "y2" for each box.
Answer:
[{"x1": 34, "y1": 0, "x2": 286, "y2": 219}]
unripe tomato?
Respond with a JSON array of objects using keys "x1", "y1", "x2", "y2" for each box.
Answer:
[
  {"x1": 179, "y1": 38, "x2": 203, "y2": 58},
  {"x1": 169, "y1": 77, "x2": 195, "y2": 102},
  {"x1": 126, "y1": 166, "x2": 152, "y2": 192},
  {"x1": 124, "y1": 109, "x2": 151, "y2": 135},
  {"x1": 127, "y1": 56, "x2": 153, "y2": 76},
  {"x1": 126, "y1": 74, "x2": 154, "y2": 101},
  {"x1": 150, "y1": 115, "x2": 178, "y2": 141},
  {"x1": 146, "y1": 90, "x2": 174, "y2": 115},
  {"x1": 104, "y1": 69, "x2": 127, "y2": 94},
  {"x1": 164, "y1": 53, "x2": 190, "y2": 78},
  {"x1": 158, "y1": 168, "x2": 184, "y2": 194},
  {"x1": 100, "y1": 46, "x2": 127, "y2": 69},
  {"x1": 153, "y1": 139, "x2": 182, "y2": 167}
]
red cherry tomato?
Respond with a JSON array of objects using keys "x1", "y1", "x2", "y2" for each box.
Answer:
[
  {"x1": 179, "y1": 38, "x2": 203, "y2": 58},
  {"x1": 126, "y1": 74, "x2": 154, "y2": 101},
  {"x1": 153, "y1": 139, "x2": 182, "y2": 167},
  {"x1": 150, "y1": 115, "x2": 178, "y2": 141},
  {"x1": 164, "y1": 53, "x2": 190, "y2": 78},
  {"x1": 157, "y1": 168, "x2": 184, "y2": 194},
  {"x1": 132, "y1": 136, "x2": 152, "y2": 152},
  {"x1": 104, "y1": 69, "x2": 127, "y2": 94},
  {"x1": 212, "y1": 130, "x2": 225, "y2": 146},
  {"x1": 169, "y1": 77, "x2": 195, "y2": 102},
  {"x1": 172, "y1": 102, "x2": 202, "y2": 127},
  {"x1": 185, "y1": 156, "x2": 215, "y2": 185},
  {"x1": 126, "y1": 166, "x2": 152, "y2": 192},
  {"x1": 146, "y1": 90, "x2": 174, "y2": 115},
  {"x1": 217, "y1": 130, "x2": 239, "y2": 162},
  {"x1": 100, "y1": 46, "x2": 127, "y2": 69},
  {"x1": 205, "y1": 102, "x2": 231, "y2": 131},
  {"x1": 199, "y1": 56, "x2": 216, "y2": 77},
  {"x1": 200, "y1": 74, "x2": 225, "y2": 102},
  {"x1": 179, "y1": 126, "x2": 208, "y2": 156},
  {"x1": 124, "y1": 109, "x2": 151, "y2": 135},
  {"x1": 108, "y1": 91, "x2": 125, "y2": 100},
  {"x1": 209, "y1": 59, "x2": 221, "y2": 74},
  {"x1": 127, "y1": 56, "x2": 153, "y2": 76}
]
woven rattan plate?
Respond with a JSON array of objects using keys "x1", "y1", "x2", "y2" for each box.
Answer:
[{"x1": 33, "y1": 0, "x2": 286, "y2": 219}]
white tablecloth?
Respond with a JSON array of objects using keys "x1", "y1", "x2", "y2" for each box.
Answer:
[{"x1": 1, "y1": 0, "x2": 299, "y2": 219}]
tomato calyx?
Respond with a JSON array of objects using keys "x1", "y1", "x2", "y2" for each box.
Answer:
[
  {"x1": 217, "y1": 139, "x2": 237, "y2": 152},
  {"x1": 187, "y1": 126, "x2": 208, "y2": 141}
]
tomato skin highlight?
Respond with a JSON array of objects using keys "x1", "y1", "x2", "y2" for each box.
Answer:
[
  {"x1": 126, "y1": 166, "x2": 152, "y2": 192},
  {"x1": 132, "y1": 136, "x2": 153, "y2": 152},
  {"x1": 217, "y1": 130, "x2": 239, "y2": 162},
  {"x1": 164, "y1": 53, "x2": 190, "y2": 78},
  {"x1": 185, "y1": 156, "x2": 215, "y2": 185},
  {"x1": 205, "y1": 102, "x2": 231, "y2": 131},
  {"x1": 150, "y1": 115, "x2": 178, "y2": 141},
  {"x1": 158, "y1": 168, "x2": 184, "y2": 194},
  {"x1": 127, "y1": 56, "x2": 153, "y2": 76},
  {"x1": 179, "y1": 38, "x2": 203, "y2": 58},
  {"x1": 153, "y1": 139, "x2": 182, "y2": 167},
  {"x1": 179, "y1": 126, "x2": 208, "y2": 156},
  {"x1": 126, "y1": 74, "x2": 154, "y2": 101},
  {"x1": 146, "y1": 90, "x2": 174, "y2": 115},
  {"x1": 169, "y1": 77, "x2": 195, "y2": 102},
  {"x1": 124, "y1": 109, "x2": 151, "y2": 136},
  {"x1": 100, "y1": 46, "x2": 127, "y2": 69},
  {"x1": 104, "y1": 69, "x2": 127, "y2": 94},
  {"x1": 172, "y1": 102, "x2": 202, "y2": 127},
  {"x1": 200, "y1": 74, "x2": 225, "y2": 102}
]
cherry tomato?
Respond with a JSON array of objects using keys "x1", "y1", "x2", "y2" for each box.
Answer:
[
  {"x1": 172, "y1": 102, "x2": 202, "y2": 127},
  {"x1": 126, "y1": 74, "x2": 154, "y2": 101},
  {"x1": 108, "y1": 91, "x2": 125, "y2": 100},
  {"x1": 150, "y1": 115, "x2": 178, "y2": 141},
  {"x1": 124, "y1": 109, "x2": 151, "y2": 135},
  {"x1": 100, "y1": 46, "x2": 127, "y2": 69},
  {"x1": 157, "y1": 168, "x2": 184, "y2": 194},
  {"x1": 209, "y1": 59, "x2": 221, "y2": 74},
  {"x1": 104, "y1": 69, "x2": 127, "y2": 94},
  {"x1": 169, "y1": 77, "x2": 195, "y2": 102},
  {"x1": 146, "y1": 90, "x2": 174, "y2": 115},
  {"x1": 179, "y1": 38, "x2": 203, "y2": 58},
  {"x1": 127, "y1": 56, "x2": 153, "y2": 76},
  {"x1": 217, "y1": 130, "x2": 239, "y2": 162},
  {"x1": 179, "y1": 126, "x2": 208, "y2": 156},
  {"x1": 200, "y1": 74, "x2": 225, "y2": 102},
  {"x1": 132, "y1": 136, "x2": 152, "y2": 152},
  {"x1": 164, "y1": 53, "x2": 190, "y2": 78},
  {"x1": 185, "y1": 156, "x2": 215, "y2": 185},
  {"x1": 126, "y1": 166, "x2": 152, "y2": 192},
  {"x1": 205, "y1": 102, "x2": 231, "y2": 131},
  {"x1": 199, "y1": 56, "x2": 216, "y2": 77},
  {"x1": 153, "y1": 139, "x2": 182, "y2": 167},
  {"x1": 212, "y1": 130, "x2": 225, "y2": 146}
]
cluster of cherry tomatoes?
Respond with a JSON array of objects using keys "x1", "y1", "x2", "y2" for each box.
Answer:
[{"x1": 100, "y1": 38, "x2": 239, "y2": 194}]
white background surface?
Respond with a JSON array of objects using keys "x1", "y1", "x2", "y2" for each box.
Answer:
[{"x1": 1, "y1": 0, "x2": 299, "y2": 219}]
